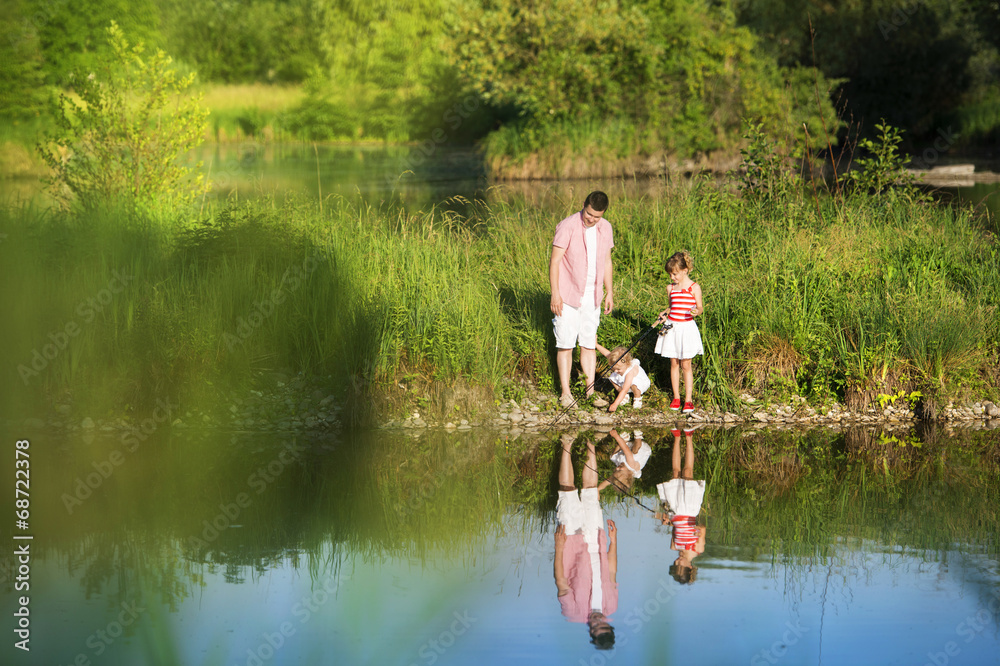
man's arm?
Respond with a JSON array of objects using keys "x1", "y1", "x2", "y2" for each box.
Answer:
[
  {"x1": 606, "y1": 519, "x2": 618, "y2": 582},
  {"x1": 550, "y1": 245, "x2": 567, "y2": 316},
  {"x1": 602, "y1": 251, "x2": 614, "y2": 315}
]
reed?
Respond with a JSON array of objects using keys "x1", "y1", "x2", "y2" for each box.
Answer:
[{"x1": 1, "y1": 176, "x2": 997, "y2": 422}]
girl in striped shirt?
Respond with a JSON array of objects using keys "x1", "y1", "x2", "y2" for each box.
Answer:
[
  {"x1": 654, "y1": 251, "x2": 704, "y2": 413},
  {"x1": 655, "y1": 426, "x2": 706, "y2": 585}
]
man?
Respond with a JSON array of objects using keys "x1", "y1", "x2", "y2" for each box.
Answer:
[
  {"x1": 554, "y1": 434, "x2": 618, "y2": 649},
  {"x1": 550, "y1": 191, "x2": 614, "y2": 408}
]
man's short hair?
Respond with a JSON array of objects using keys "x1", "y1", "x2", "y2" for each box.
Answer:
[
  {"x1": 590, "y1": 625, "x2": 615, "y2": 649},
  {"x1": 584, "y1": 191, "x2": 609, "y2": 212}
]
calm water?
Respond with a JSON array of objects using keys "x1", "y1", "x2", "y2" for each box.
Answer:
[
  {"x1": 4, "y1": 143, "x2": 999, "y2": 220},
  {"x1": 2, "y1": 424, "x2": 998, "y2": 665}
]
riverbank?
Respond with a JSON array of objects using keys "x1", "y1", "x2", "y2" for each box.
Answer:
[
  {"x1": 2, "y1": 177, "x2": 998, "y2": 429},
  {"x1": 8, "y1": 361, "x2": 1000, "y2": 438}
]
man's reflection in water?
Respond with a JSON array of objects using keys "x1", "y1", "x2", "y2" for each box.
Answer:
[
  {"x1": 656, "y1": 425, "x2": 707, "y2": 585},
  {"x1": 554, "y1": 434, "x2": 618, "y2": 649}
]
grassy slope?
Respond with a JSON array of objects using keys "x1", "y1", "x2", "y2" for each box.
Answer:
[{"x1": 1, "y1": 182, "x2": 997, "y2": 423}]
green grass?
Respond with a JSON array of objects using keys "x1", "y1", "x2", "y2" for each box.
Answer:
[
  {"x1": 1, "y1": 178, "x2": 998, "y2": 422},
  {"x1": 196, "y1": 83, "x2": 305, "y2": 142}
]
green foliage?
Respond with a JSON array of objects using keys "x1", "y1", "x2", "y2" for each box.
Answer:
[
  {"x1": 735, "y1": 0, "x2": 1000, "y2": 144},
  {"x1": 0, "y1": 0, "x2": 49, "y2": 121},
  {"x1": 454, "y1": 0, "x2": 840, "y2": 162},
  {"x1": 281, "y1": 75, "x2": 364, "y2": 141},
  {"x1": 877, "y1": 389, "x2": 923, "y2": 409},
  {"x1": 842, "y1": 121, "x2": 921, "y2": 196},
  {"x1": 31, "y1": 0, "x2": 162, "y2": 86},
  {"x1": 37, "y1": 22, "x2": 209, "y2": 211},
  {"x1": 737, "y1": 120, "x2": 800, "y2": 207},
  {"x1": 304, "y1": 0, "x2": 466, "y2": 141},
  {"x1": 157, "y1": 0, "x2": 322, "y2": 83}
]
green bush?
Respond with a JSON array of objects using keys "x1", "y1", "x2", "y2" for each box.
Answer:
[{"x1": 37, "y1": 22, "x2": 209, "y2": 212}]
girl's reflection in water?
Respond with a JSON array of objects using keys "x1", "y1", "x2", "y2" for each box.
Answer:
[{"x1": 656, "y1": 424, "x2": 707, "y2": 585}]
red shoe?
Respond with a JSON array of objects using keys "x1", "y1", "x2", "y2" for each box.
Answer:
[
  {"x1": 670, "y1": 429, "x2": 681, "y2": 437},
  {"x1": 669, "y1": 398, "x2": 681, "y2": 411},
  {"x1": 682, "y1": 401, "x2": 694, "y2": 413}
]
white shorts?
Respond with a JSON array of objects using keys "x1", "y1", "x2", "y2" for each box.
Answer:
[
  {"x1": 656, "y1": 479, "x2": 705, "y2": 517},
  {"x1": 654, "y1": 319, "x2": 703, "y2": 359},
  {"x1": 556, "y1": 487, "x2": 603, "y2": 551},
  {"x1": 553, "y1": 302, "x2": 600, "y2": 350}
]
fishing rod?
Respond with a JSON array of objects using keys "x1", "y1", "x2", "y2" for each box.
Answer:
[
  {"x1": 541, "y1": 318, "x2": 672, "y2": 435},
  {"x1": 539, "y1": 316, "x2": 674, "y2": 514},
  {"x1": 552, "y1": 430, "x2": 659, "y2": 515}
]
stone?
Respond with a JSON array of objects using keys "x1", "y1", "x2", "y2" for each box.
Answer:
[{"x1": 81, "y1": 417, "x2": 95, "y2": 429}]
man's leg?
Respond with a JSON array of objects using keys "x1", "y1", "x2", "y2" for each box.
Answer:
[
  {"x1": 580, "y1": 347, "x2": 596, "y2": 397},
  {"x1": 559, "y1": 434, "x2": 576, "y2": 491},
  {"x1": 582, "y1": 440, "x2": 598, "y2": 489},
  {"x1": 557, "y1": 348, "x2": 574, "y2": 402}
]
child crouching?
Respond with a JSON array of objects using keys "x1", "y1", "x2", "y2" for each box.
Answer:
[{"x1": 595, "y1": 343, "x2": 651, "y2": 412}]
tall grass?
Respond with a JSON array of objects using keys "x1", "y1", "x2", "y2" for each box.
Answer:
[
  {"x1": 1, "y1": 178, "x2": 997, "y2": 422},
  {"x1": 195, "y1": 83, "x2": 305, "y2": 142}
]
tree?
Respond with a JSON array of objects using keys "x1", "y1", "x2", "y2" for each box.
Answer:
[
  {"x1": 450, "y1": 0, "x2": 839, "y2": 156},
  {"x1": 38, "y1": 22, "x2": 209, "y2": 211},
  {"x1": 0, "y1": 0, "x2": 48, "y2": 121},
  {"x1": 31, "y1": 0, "x2": 161, "y2": 86}
]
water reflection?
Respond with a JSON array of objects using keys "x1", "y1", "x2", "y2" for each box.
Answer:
[
  {"x1": 655, "y1": 425, "x2": 707, "y2": 585},
  {"x1": 1, "y1": 424, "x2": 998, "y2": 664},
  {"x1": 553, "y1": 434, "x2": 620, "y2": 649}
]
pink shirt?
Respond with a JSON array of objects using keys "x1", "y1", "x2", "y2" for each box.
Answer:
[
  {"x1": 558, "y1": 529, "x2": 618, "y2": 622},
  {"x1": 552, "y1": 211, "x2": 614, "y2": 308}
]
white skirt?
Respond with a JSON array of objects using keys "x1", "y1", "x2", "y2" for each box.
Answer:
[
  {"x1": 656, "y1": 479, "x2": 705, "y2": 517},
  {"x1": 654, "y1": 319, "x2": 703, "y2": 359}
]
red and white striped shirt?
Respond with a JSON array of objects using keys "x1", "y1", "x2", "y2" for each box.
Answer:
[
  {"x1": 671, "y1": 515, "x2": 699, "y2": 550},
  {"x1": 668, "y1": 284, "x2": 698, "y2": 322}
]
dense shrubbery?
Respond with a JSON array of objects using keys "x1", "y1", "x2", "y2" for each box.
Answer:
[
  {"x1": 735, "y1": 0, "x2": 1000, "y2": 146},
  {"x1": 2, "y1": 163, "x2": 997, "y2": 422},
  {"x1": 3, "y1": 0, "x2": 999, "y2": 154},
  {"x1": 453, "y1": 0, "x2": 840, "y2": 166},
  {"x1": 37, "y1": 23, "x2": 208, "y2": 211}
]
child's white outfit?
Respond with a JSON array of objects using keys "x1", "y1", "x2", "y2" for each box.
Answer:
[
  {"x1": 654, "y1": 282, "x2": 703, "y2": 359},
  {"x1": 608, "y1": 359, "x2": 651, "y2": 395},
  {"x1": 610, "y1": 438, "x2": 652, "y2": 478}
]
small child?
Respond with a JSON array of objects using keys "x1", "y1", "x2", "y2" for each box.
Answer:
[
  {"x1": 599, "y1": 429, "x2": 652, "y2": 494},
  {"x1": 654, "y1": 251, "x2": 704, "y2": 413},
  {"x1": 595, "y1": 343, "x2": 651, "y2": 412}
]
